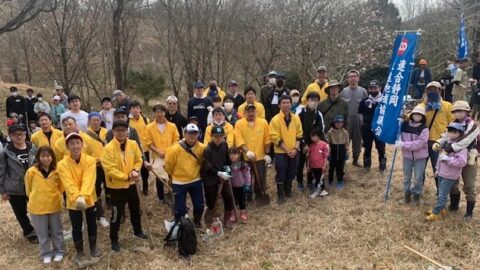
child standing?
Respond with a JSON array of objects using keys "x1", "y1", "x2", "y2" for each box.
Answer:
[
  {"x1": 326, "y1": 115, "x2": 349, "y2": 189},
  {"x1": 309, "y1": 128, "x2": 330, "y2": 198},
  {"x1": 228, "y1": 147, "x2": 251, "y2": 222},
  {"x1": 25, "y1": 146, "x2": 65, "y2": 264},
  {"x1": 426, "y1": 122, "x2": 468, "y2": 221},
  {"x1": 395, "y1": 105, "x2": 429, "y2": 206}
]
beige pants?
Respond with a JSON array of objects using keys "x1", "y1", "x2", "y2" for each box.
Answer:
[
  {"x1": 452, "y1": 85, "x2": 466, "y2": 102},
  {"x1": 451, "y1": 163, "x2": 477, "y2": 202},
  {"x1": 150, "y1": 157, "x2": 169, "y2": 180}
]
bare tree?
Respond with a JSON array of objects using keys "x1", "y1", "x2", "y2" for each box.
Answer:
[{"x1": 0, "y1": 0, "x2": 58, "y2": 34}]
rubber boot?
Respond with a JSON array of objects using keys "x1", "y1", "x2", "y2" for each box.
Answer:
[
  {"x1": 74, "y1": 240, "x2": 85, "y2": 262},
  {"x1": 363, "y1": 157, "x2": 371, "y2": 170},
  {"x1": 284, "y1": 180, "x2": 292, "y2": 198},
  {"x1": 412, "y1": 194, "x2": 420, "y2": 206},
  {"x1": 464, "y1": 201, "x2": 475, "y2": 220},
  {"x1": 277, "y1": 183, "x2": 285, "y2": 204},
  {"x1": 402, "y1": 193, "x2": 411, "y2": 205},
  {"x1": 352, "y1": 158, "x2": 361, "y2": 167},
  {"x1": 193, "y1": 212, "x2": 202, "y2": 228},
  {"x1": 89, "y1": 236, "x2": 102, "y2": 257},
  {"x1": 379, "y1": 157, "x2": 387, "y2": 172},
  {"x1": 448, "y1": 193, "x2": 460, "y2": 211}
]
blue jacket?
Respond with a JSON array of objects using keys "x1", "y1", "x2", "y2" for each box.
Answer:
[{"x1": 410, "y1": 68, "x2": 432, "y2": 87}]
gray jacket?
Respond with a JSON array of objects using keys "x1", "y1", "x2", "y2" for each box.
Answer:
[{"x1": 0, "y1": 143, "x2": 37, "y2": 196}]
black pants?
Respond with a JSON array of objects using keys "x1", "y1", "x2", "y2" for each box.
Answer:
[
  {"x1": 204, "y1": 182, "x2": 234, "y2": 212},
  {"x1": 329, "y1": 158, "x2": 345, "y2": 183},
  {"x1": 9, "y1": 195, "x2": 34, "y2": 236},
  {"x1": 297, "y1": 151, "x2": 313, "y2": 186},
  {"x1": 310, "y1": 168, "x2": 325, "y2": 190},
  {"x1": 110, "y1": 184, "x2": 142, "y2": 242},
  {"x1": 156, "y1": 178, "x2": 165, "y2": 201},
  {"x1": 95, "y1": 166, "x2": 107, "y2": 218},
  {"x1": 141, "y1": 152, "x2": 149, "y2": 193},
  {"x1": 232, "y1": 187, "x2": 246, "y2": 210},
  {"x1": 68, "y1": 206, "x2": 97, "y2": 242},
  {"x1": 362, "y1": 128, "x2": 386, "y2": 168},
  {"x1": 248, "y1": 160, "x2": 267, "y2": 194}
]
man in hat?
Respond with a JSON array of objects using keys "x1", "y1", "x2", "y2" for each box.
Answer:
[
  {"x1": 270, "y1": 95, "x2": 303, "y2": 203},
  {"x1": 203, "y1": 78, "x2": 226, "y2": 101},
  {"x1": 235, "y1": 103, "x2": 271, "y2": 199},
  {"x1": 25, "y1": 88, "x2": 38, "y2": 122},
  {"x1": 410, "y1": 59, "x2": 432, "y2": 99},
  {"x1": 101, "y1": 121, "x2": 148, "y2": 252},
  {"x1": 265, "y1": 73, "x2": 290, "y2": 122},
  {"x1": 227, "y1": 80, "x2": 245, "y2": 109},
  {"x1": 166, "y1": 95, "x2": 187, "y2": 139},
  {"x1": 112, "y1": 90, "x2": 131, "y2": 113},
  {"x1": 318, "y1": 80, "x2": 348, "y2": 132},
  {"x1": 164, "y1": 124, "x2": 206, "y2": 226},
  {"x1": 290, "y1": 90, "x2": 301, "y2": 113},
  {"x1": 261, "y1": 71, "x2": 278, "y2": 110},
  {"x1": 6, "y1": 86, "x2": 27, "y2": 123},
  {"x1": 0, "y1": 124, "x2": 37, "y2": 243},
  {"x1": 57, "y1": 132, "x2": 101, "y2": 262},
  {"x1": 55, "y1": 86, "x2": 69, "y2": 109},
  {"x1": 301, "y1": 65, "x2": 329, "y2": 104},
  {"x1": 452, "y1": 58, "x2": 470, "y2": 102},
  {"x1": 341, "y1": 70, "x2": 368, "y2": 167},
  {"x1": 60, "y1": 95, "x2": 89, "y2": 132},
  {"x1": 51, "y1": 95, "x2": 66, "y2": 128},
  {"x1": 358, "y1": 80, "x2": 386, "y2": 171},
  {"x1": 188, "y1": 81, "x2": 213, "y2": 138},
  {"x1": 100, "y1": 97, "x2": 116, "y2": 130}
]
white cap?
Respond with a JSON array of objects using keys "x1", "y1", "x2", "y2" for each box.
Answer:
[
  {"x1": 112, "y1": 89, "x2": 124, "y2": 101},
  {"x1": 185, "y1": 124, "x2": 199, "y2": 133},
  {"x1": 53, "y1": 95, "x2": 61, "y2": 101},
  {"x1": 166, "y1": 95, "x2": 178, "y2": 103}
]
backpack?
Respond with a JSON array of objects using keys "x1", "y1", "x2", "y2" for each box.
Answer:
[{"x1": 164, "y1": 216, "x2": 197, "y2": 257}]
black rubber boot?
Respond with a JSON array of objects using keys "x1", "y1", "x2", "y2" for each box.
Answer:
[
  {"x1": 448, "y1": 193, "x2": 461, "y2": 211},
  {"x1": 363, "y1": 156, "x2": 371, "y2": 170},
  {"x1": 284, "y1": 180, "x2": 292, "y2": 198},
  {"x1": 464, "y1": 201, "x2": 475, "y2": 220},
  {"x1": 277, "y1": 183, "x2": 285, "y2": 204},
  {"x1": 74, "y1": 240, "x2": 85, "y2": 262},
  {"x1": 89, "y1": 236, "x2": 102, "y2": 257},
  {"x1": 352, "y1": 158, "x2": 361, "y2": 167},
  {"x1": 379, "y1": 157, "x2": 387, "y2": 172},
  {"x1": 412, "y1": 194, "x2": 420, "y2": 206},
  {"x1": 193, "y1": 212, "x2": 202, "y2": 228},
  {"x1": 402, "y1": 194, "x2": 411, "y2": 205}
]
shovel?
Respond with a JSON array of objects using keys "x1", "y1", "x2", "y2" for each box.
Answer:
[
  {"x1": 76, "y1": 209, "x2": 100, "y2": 269},
  {"x1": 249, "y1": 161, "x2": 271, "y2": 206},
  {"x1": 202, "y1": 180, "x2": 225, "y2": 240},
  {"x1": 149, "y1": 169, "x2": 175, "y2": 209},
  {"x1": 135, "y1": 181, "x2": 155, "y2": 250}
]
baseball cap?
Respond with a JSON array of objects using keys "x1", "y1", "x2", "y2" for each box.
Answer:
[
  {"x1": 228, "y1": 80, "x2": 238, "y2": 87},
  {"x1": 211, "y1": 126, "x2": 224, "y2": 135},
  {"x1": 317, "y1": 65, "x2": 327, "y2": 72},
  {"x1": 8, "y1": 124, "x2": 26, "y2": 134},
  {"x1": 112, "y1": 120, "x2": 129, "y2": 130},
  {"x1": 193, "y1": 81, "x2": 205, "y2": 89},
  {"x1": 267, "y1": 71, "x2": 277, "y2": 77},
  {"x1": 369, "y1": 80, "x2": 380, "y2": 87},
  {"x1": 245, "y1": 103, "x2": 256, "y2": 111},
  {"x1": 114, "y1": 108, "x2": 127, "y2": 115},
  {"x1": 65, "y1": 132, "x2": 83, "y2": 144},
  {"x1": 426, "y1": 81, "x2": 441, "y2": 89},
  {"x1": 185, "y1": 123, "x2": 199, "y2": 133},
  {"x1": 112, "y1": 90, "x2": 124, "y2": 101},
  {"x1": 53, "y1": 95, "x2": 61, "y2": 101}
]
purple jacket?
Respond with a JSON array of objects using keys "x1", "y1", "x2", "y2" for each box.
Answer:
[
  {"x1": 400, "y1": 121, "x2": 429, "y2": 160},
  {"x1": 436, "y1": 144, "x2": 467, "y2": 180},
  {"x1": 230, "y1": 162, "x2": 251, "y2": 188}
]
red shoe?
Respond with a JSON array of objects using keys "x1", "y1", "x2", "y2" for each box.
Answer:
[{"x1": 240, "y1": 210, "x2": 248, "y2": 223}]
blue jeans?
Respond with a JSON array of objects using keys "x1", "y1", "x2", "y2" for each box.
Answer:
[
  {"x1": 403, "y1": 158, "x2": 427, "y2": 196},
  {"x1": 172, "y1": 180, "x2": 204, "y2": 220},
  {"x1": 433, "y1": 177, "x2": 457, "y2": 214},
  {"x1": 274, "y1": 153, "x2": 299, "y2": 183},
  {"x1": 427, "y1": 140, "x2": 439, "y2": 191}
]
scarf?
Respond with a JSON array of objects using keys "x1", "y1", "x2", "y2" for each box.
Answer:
[{"x1": 365, "y1": 93, "x2": 383, "y2": 109}]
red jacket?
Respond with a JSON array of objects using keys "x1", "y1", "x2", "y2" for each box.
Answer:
[{"x1": 308, "y1": 141, "x2": 329, "y2": 169}]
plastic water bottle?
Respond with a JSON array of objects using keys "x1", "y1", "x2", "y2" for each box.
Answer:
[{"x1": 210, "y1": 217, "x2": 224, "y2": 238}]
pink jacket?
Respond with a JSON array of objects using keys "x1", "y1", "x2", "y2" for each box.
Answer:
[
  {"x1": 400, "y1": 121, "x2": 429, "y2": 160},
  {"x1": 308, "y1": 141, "x2": 329, "y2": 169},
  {"x1": 436, "y1": 142, "x2": 467, "y2": 180},
  {"x1": 230, "y1": 162, "x2": 251, "y2": 188}
]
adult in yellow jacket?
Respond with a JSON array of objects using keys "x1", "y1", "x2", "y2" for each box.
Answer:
[
  {"x1": 269, "y1": 95, "x2": 303, "y2": 203},
  {"x1": 234, "y1": 103, "x2": 271, "y2": 196},
  {"x1": 237, "y1": 86, "x2": 266, "y2": 119},
  {"x1": 204, "y1": 107, "x2": 235, "y2": 148},
  {"x1": 57, "y1": 133, "x2": 101, "y2": 261},
  {"x1": 301, "y1": 66, "x2": 329, "y2": 105},
  {"x1": 53, "y1": 116, "x2": 95, "y2": 161},
  {"x1": 31, "y1": 113, "x2": 63, "y2": 149},
  {"x1": 203, "y1": 79, "x2": 226, "y2": 101},
  {"x1": 25, "y1": 146, "x2": 65, "y2": 262},
  {"x1": 129, "y1": 101, "x2": 151, "y2": 195},
  {"x1": 144, "y1": 104, "x2": 179, "y2": 203},
  {"x1": 101, "y1": 120, "x2": 147, "y2": 252},
  {"x1": 164, "y1": 123, "x2": 206, "y2": 226}
]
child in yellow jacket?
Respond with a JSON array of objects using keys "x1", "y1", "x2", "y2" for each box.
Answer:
[{"x1": 25, "y1": 146, "x2": 65, "y2": 264}]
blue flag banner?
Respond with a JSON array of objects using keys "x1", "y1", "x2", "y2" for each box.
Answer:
[
  {"x1": 372, "y1": 32, "x2": 418, "y2": 144},
  {"x1": 457, "y1": 14, "x2": 468, "y2": 60}
]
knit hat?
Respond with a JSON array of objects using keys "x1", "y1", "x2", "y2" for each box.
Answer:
[{"x1": 88, "y1": 112, "x2": 102, "y2": 120}]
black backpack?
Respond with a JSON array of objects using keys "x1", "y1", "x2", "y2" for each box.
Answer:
[{"x1": 164, "y1": 216, "x2": 197, "y2": 257}]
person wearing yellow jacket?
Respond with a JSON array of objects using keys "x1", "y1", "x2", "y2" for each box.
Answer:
[
  {"x1": 31, "y1": 113, "x2": 63, "y2": 149},
  {"x1": 57, "y1": 132, "x2": 101, "y2": 262},
  {"x1": 53, "y1": 116, "x2": 95, "y2": 161},
  {"x1": 84, "y1": 112, "x2": 110, "y2": 228},
  {"x1": 203, "y1": 78, "x2": 226, "y2": 101},
  {"x1": 25, "y1": 146, "x2": 65, "y2": 264},
  {"x1": 145, "y1": 104, "x2": 179, "y2": 203},
  {"x1": 129, "y1": 101, "x2": 151, "y2": 195},
  {"x1": 164, "y1": 123, "x2": 206, "y2": 226},
  {"x1": 269, "y1": 95, "x2": 303, "y2": 203},
  {"x1": 301, "y1": 66, "x2": 329, "y2": 104},
  {"x1": 234, "y1": 103, "x2": 271, "y2": 198},
  {"x1": 237, "y1": 86, "x2": 266, "y2": 119},
  {"x1": 204, "y1": 107, "x2": 235, "y2": 148},
  {"x1": 101, "y1": 120, "x2": 147, "y2": 252}
]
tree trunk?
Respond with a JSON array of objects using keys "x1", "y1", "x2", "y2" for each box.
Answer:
[{"x1": 113, "y1": 0, "x2": 124, "y2": 90}]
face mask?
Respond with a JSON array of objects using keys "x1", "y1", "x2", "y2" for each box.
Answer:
[
  {"x1": 412, "y1": 114, "x2": 423, "y2": 122},
  {"x1": 224, "y1": 102, "x2": 234, "y2": 111},
  {"x1": 210, "y1": 85, "x2": 217, "y2": 91},
  {"x1": 292, "y1": 96, "x2": 299, "y2": 103},
  {"x1": 11, "y1": 91, "x2": 18, "y2": 97},
  {"x1": 214, "y1": 120, "x2": 224, "y2": 126},
  {"x1": 454, "y1": 111, "x2": 467, "y2": 120},
  {"x1": 38, "y1": 97, "x2": 43, "y2": 102},
  {"x1": 268, "y1": 78, "x2": 276, "y2": 85},
  {"x1": 369, "y1": 91, "x2": 379, "y2": 97},
  {"x1": 427, "y1": 92, "x2": 439, "y2": 102},
  {"x1": 307, "y1": 101, "x2": 318, "y2": 110},
  {"x1": 276, "y1": 79, "x2": 284, "y2": 88}
]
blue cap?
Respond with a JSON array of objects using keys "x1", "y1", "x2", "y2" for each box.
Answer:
[
  {"x1": 447, "y1": 122, "x2": 465, "y2": 134},
  {"x1": 193, "y1": 81, "x2": 205, "y2": 89},
  {"x1": 333, "y1": 115, "x2": 345, "y2": 123},
  {"x1": 88, "y1": 112, "x2": 101, "y2": 120}
]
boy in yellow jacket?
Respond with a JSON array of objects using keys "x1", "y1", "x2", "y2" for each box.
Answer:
[
  {"x1": 270, "y1": 95, "x2": 303, "y2": 203},
  {"x1": 164, "y1": 124, "x2": 206, "y2": 226},
  {"x1": 57, "y1": 133, "x2": 101, "y2": 263},
  {"x1": 102, "y1": 121, "x2": 147, "y2": 252}
]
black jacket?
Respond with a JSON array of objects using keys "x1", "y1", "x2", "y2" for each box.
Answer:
[
  {"x1": 358, "y1": 96, "x2": 379, "y2": 131},
  {"x1": 166, "y1": 111, "x2": 187, "y2": 139},
  {"x1": 6, "y1": 95, "x2": 27, "y2": 117},
  {"x1": 26, "y1": 97, "x2": 38, "y2": 121},
  {"x1": 265, "y1": 88, "x2": 289, "y2": 121},
  {"x1": 201, "y1": 141, "x2": 229, "y2": 186}
]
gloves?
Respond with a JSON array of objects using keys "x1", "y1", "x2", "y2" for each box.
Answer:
[
  {"x1": 439, "y1": 153, "x2": 451, "y2": 162},
  {"x1": 264, "y1": 155, "x2": 272, "y2": 165},
  {"x1": 246, "y1": 151, "x2": 256, "y2": 160},
  {"x1": 395, "y1": 140, "x2": 404, "y2": 148},
  {"x1": 344, "y1": 153, "x2": 349, "y2": 161},
  {"x1": 432, "y1": 142, "x2": 441, "y2": 152},
  {"x1": 75, "y1": 196, "x2": 87, "y2": 210},
  {"x1": 207, "y1": 106, "x2": 213, "y2": 112},
  {"x1": 243, "y1": 185, "x2": 251, "y2": 193},
  {"x1": 217, "y1": 171, "x2": 231, "y2": 181}
]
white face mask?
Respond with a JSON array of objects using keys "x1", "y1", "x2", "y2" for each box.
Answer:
[
  {"x1": 224, "y1": 102, "x2": 234, "y2": 111},
  {"x1": 412, "y1": 114, "x2": 422, "y2": 122},
  {"x1": 292, "y1": 96, "x2": 300, "y2": 104},
  {"x1": 214, "y1": 120, "x2": 224, "y2": 126},
  {"x1": 307, "y1": 101, "x2": 318, "y2": 110},
  {"x1": 11, "y1": 91, "x2": 18, "y2": 97},
  {"x1": 268, "y1": 78, "x2": 276, "y2": 85},
  {"x1": 38, "y1": 97, "x2": 43, "y2": 102},
  {"x1": 454, "y1": 111, "x2": 467, "y2": 120}
]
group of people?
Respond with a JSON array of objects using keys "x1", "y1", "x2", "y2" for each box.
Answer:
[{"x1": 0, "y1": 61, "x2": 479, "y2": 265}]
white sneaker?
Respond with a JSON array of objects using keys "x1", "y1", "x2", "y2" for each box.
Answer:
[
  {"x1": 99, "y1": 217, "x2": 110, "y2": 228},
  {"x1": 310, "y1": 189, "x2": 321, "y2": 199},
  {"x1": 53, "y1": 255, "x2": 63, "y2": 262},
  {"x1": 320, "y1": 190, "x2": 329, "y2": 196},
  {"x1": 43, "y1": 256, "x2": 52, "y2": 264}
]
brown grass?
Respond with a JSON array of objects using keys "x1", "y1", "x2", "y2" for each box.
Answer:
[{"x1": 0, "y1": 146, "x2": 479, "y2": 270}]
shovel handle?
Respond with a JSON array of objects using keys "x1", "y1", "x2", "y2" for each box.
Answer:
[
  {"x1": 211, "y1": 180, "x2": 225, "y2": 219},
  {"x1": 249, "y1": 161, "x2": 265, "y2": 194},
  {"x1": 149, "y1": 169, "x2": 173, "y2": 192},
  {"x1": 135, "y1": 181, "x2": 155, "y2": 250},
  {"x1": 81, "y1": 209, "x2": 92, "y2": 259}
]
